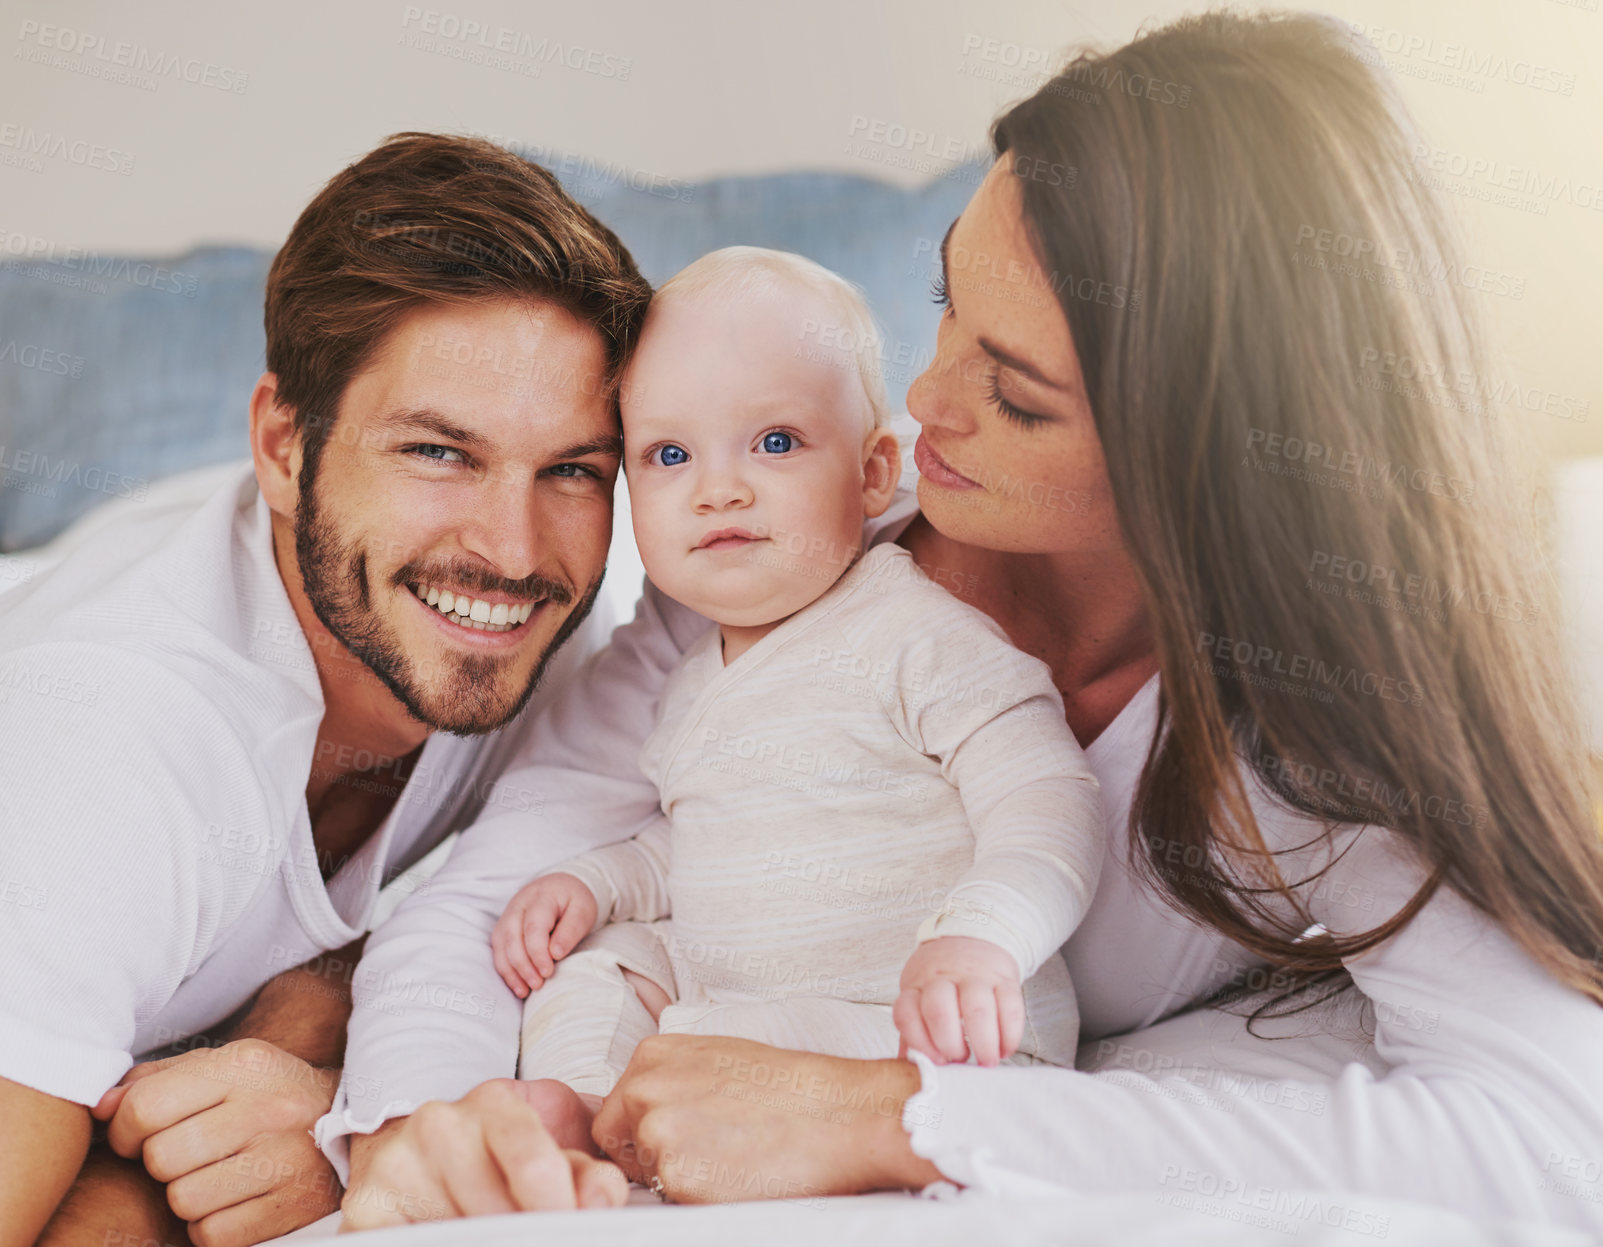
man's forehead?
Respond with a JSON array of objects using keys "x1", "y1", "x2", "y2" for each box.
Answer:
[
  {"x1": 336, "y1": 301, "x2": 618, "y2": 450},
  {"x1": 386, "y1": 298, "x2": 604, "y2": 368}
]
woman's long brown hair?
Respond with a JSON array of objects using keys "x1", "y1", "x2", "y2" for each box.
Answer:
[{"x1": 994, "y1": 11, "x2": 1603, "y2": 1007}]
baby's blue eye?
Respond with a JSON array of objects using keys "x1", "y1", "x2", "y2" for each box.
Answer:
[
  {"x1": 761, "y1": 431, "x2": 794, "y2": 454},
  {"x1": 656, "y1": 444, "x2": 688, "y2": 466}
]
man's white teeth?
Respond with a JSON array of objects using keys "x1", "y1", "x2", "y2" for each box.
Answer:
[{"x1": 410, "y1": 583, "x2": 539, "y2": 632}]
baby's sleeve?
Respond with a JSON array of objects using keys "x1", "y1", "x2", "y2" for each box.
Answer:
[
  {"x1": 880, "y1": 600, "x2": 1103, "y2": 980},
  {"x1": 547, "y1": 813, "x2": 673, "y2": 931}
]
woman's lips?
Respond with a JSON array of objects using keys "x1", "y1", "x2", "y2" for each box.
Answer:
[{"x1": 913, "y1": 435, "x2": 981, "y2": 490}]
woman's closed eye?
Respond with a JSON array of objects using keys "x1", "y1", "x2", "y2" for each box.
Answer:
[{"x1": 984, "y1": 366, "x2": 1050, "y2": 430}]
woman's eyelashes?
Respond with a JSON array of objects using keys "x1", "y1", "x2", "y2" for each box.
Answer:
[
  {"x1": 929, "y1": 273, "x2": 1044, "y2": 429},
  {"x1": 984, "y1": 367, "x2": 1050, "y2": 429}
]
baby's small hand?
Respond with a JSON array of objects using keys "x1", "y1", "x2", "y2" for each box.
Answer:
[
  {"x1": 893, "y1": 936, "x2": 1023, "y2": 1067},
  {"x1": 490, "y1": 872, "x2": 598, "y2": 999}
]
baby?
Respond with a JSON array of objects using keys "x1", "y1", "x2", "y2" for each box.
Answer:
[{"x1": 490, "y1": 247, "x2": 1103, "y2": 1153}]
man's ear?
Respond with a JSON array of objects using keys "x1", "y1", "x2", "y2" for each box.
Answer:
[
  {"x1": 860, "y1": 426, "x2": 901, "y2": 520},
  {"x1": 249, "y1": 372, "x2": 302, "y2": 520}
]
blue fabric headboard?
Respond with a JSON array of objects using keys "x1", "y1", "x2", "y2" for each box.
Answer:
[{"x1": 0, "y1": 160, "x2": 982, "y2": 552}]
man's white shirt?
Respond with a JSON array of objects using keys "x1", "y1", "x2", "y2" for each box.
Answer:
[{"x1": 0, "y1": 462, "x2": 612, "y2": 1104}]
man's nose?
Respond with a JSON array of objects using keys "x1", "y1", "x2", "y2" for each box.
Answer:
[{"x1": 455, "y1": 475, "x2": 550, "y2": 580}]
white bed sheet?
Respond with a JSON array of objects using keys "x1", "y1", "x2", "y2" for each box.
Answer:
[{"x1": 275, "y1": 1186, "x2": 1588, "y2": 1246}]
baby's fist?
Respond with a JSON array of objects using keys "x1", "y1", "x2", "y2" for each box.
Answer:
[
  {"x1": 491, "y1": 872, "x2": 598, "y2": 998},
  {"x1": 893, "y1": 936, "x2": 1023, "y2": 1067}
]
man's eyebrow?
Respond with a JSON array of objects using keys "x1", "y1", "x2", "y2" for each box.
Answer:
[
  {"x1": 376, "y1": 408, "x2": 492, "y2": 451},
  {"x1": 551, "y1": 434, "x2": 623, "y2": 460},
  {"x1": 376, "y1": 410, "x2": 622, "y2": 460}
]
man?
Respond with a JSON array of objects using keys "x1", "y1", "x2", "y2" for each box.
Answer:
[{"x1": 0, "y1": 131, "x2": 650, "y2": 1247}]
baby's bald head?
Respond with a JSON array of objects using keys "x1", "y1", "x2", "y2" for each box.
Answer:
[{"x1": 641, "y1": 246, "x2": 888, "y2": 434}]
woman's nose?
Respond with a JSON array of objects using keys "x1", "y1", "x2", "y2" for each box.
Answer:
[
  {"x1": 908, "y1": 345, "x2": 969, "y2": 431},
  {"x1": 906, "y1": 364, "x2": 935, "y2": 426}
]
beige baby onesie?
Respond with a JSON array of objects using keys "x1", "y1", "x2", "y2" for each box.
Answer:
[{"x1": 518, "y1": 542, "x2": 1102, "y2": 1092}]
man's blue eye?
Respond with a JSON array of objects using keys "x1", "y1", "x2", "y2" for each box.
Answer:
[
  {"x1": 657, "y1": 445, "x2": 688, "y2": 466},
  {"x1": 762, "y1": 431, "x2": 793, "y2": 454},
  {"x1": 412, "y1": 444, "x2": 463, "y2": 464}
]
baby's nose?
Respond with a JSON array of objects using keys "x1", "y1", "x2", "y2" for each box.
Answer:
[{"x1": 696, "y1": 468, "x2": 754, "y2": 509}]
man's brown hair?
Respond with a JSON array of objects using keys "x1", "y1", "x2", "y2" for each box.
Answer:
[{"x1": 264, "y1": 131, "x2": 652, "y2": 477}]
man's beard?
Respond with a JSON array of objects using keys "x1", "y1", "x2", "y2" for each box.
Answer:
[{"x1": 293, "y1": 467, "x2": 604, "y2": 736}]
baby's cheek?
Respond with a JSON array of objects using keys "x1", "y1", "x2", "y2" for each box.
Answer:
[
  {"x1": 631, "y1": 514, "x2": 681, "y2": 583},
  {"x1": 786, "y1": 500, "x2": 864, "y2": 578}
]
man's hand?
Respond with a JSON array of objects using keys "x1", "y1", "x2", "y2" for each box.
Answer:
[
  {"x1": 339, "y1": 1080, "x2": 626, "y2": 1230},
  {"x1": 490, "y1": 872, "x2": 598, "y2": 998},
  {"x1": 893, "y1": 936, "x2": 1023, "y2": 1066},
  {"x1": 92, "y1": 1038, "x2": 342, "y2": 1246}
]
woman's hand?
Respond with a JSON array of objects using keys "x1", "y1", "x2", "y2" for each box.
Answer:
[{"x1": 591, "y1": 1035, "x2": 943, "y2": 1204}]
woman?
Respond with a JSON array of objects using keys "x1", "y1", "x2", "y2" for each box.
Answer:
[{"x1": 343, "y1": 10, "x2": 1603, "y2": 1228}]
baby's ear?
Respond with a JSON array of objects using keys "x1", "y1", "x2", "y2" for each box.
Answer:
[{"x1": 861, "y1": 426, "x2": 901, "y2": 519}]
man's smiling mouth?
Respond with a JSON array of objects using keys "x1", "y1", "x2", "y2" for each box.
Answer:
[{"x1": 407, "y1": 581, "x2": 542, "y2": 633}]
